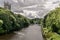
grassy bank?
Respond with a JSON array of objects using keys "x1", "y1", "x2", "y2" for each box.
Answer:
[{"x1": 42, "y1": 7, "x2": 60, "y2": 40}]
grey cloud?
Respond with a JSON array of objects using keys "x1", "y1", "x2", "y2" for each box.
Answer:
[{"x1": 0, "y1": 0, "x2": 59, "y2": 19}]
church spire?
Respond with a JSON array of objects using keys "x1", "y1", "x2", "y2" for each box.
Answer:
[{"x1": 4, "y1": 1, "x2": 11, "y2": 10}]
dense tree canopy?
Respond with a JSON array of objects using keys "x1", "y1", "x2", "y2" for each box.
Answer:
[
  {"x1": 43, "y1": 7, "x2": 60, "y2": 34},
  {"x1": 43, "y1": 7, "x2": 60, "y2": 40},
  {"x1": 0, "y1": 7, "x2": 30, "y2": 34}
]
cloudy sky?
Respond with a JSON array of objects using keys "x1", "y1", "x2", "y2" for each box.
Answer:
[{"x1": 0, "y1": 0, "x2": 60, "y2": 18}]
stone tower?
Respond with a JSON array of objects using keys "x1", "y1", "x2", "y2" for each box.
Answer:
[{"x1": 4, "y1": 1, "x2": 11, "y2": 10}]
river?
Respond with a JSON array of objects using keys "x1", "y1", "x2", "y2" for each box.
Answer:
[{"x1": 0, "y1": 24, "x2": 43, "y2": 40}]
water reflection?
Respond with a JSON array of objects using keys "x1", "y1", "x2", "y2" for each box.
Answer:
[{"x1": 0, "y1": 33, "x2": 16, "y2": 40}]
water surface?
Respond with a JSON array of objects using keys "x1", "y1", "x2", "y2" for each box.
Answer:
[{"x1": 0, "y1": 24, "x2": 43, "y2": 40}]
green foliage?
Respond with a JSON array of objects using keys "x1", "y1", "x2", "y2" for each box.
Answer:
[
  {"x1": 43, "y1": 7, "x2": 60, "y2": 40},
  {"x1": 43, "y1": 7, "x2": 60, "y2": 33},
  {"x1": 15, "y1": 14, "x2": 30, "y2": 29},
  {"x1": 0, "y1": 20, "x2": 3, "y2": 27},
  {"x1": 0, "y1": 7, "x2": 30, "y2": 34},
  {"x1": 0, "y1": 20, "x2": 5, "y2": 33},
  {"x1": 0, "y1": 7, "x2": 17, "y2": 33},
  {"x1": 30, "y1": 18, "x2": 42, "y2": 24}
]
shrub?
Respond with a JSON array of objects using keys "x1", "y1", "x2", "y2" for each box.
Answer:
[
  {"x1": 43, "y1": 7, "x2": 60, "y2": 40},
  {"x1": 15, "y1": 14, "x2": 30, "y2": 28},
  {"x1": 0, "y1": 7, "x2": 30, "y2": 34},
  {"x1": 43, "y1": 7, "x2": 60, "y2": 34},
  {"x1": 0, "y1": 7, "x2": 17, "y2": 33}
]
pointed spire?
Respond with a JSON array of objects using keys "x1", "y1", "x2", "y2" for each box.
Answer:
[{"x1": 4, "y1": 1, "x2": 11, "y2": 10}]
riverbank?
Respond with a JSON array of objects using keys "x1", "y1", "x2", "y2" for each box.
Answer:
[{"x1": 0, "y1": 24, "x2": 43, "y2": 40}]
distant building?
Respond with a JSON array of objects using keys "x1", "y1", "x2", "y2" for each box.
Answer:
[
  {"x1": 4, "y1": 1, "x2": 11, "y2": 10},
  {"x1": 14, "y1": 10, "x2": 24, "y2": 13}
]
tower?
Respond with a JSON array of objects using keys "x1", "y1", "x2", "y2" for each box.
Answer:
[{"x1": 4, "y1": 1, "x2": 11, "y2": 10}]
